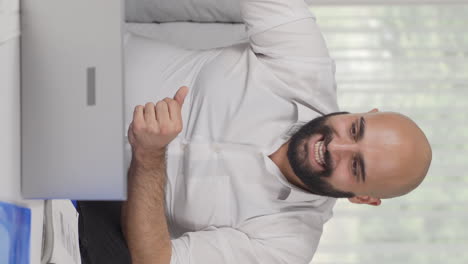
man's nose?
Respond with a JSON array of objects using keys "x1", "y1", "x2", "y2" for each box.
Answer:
[
  {"x1": 327, "y1": 140, "x2": 359, "y2": 155},
  {"x1": 327, "y1": 141, "x2": 359, "y2": 167}
]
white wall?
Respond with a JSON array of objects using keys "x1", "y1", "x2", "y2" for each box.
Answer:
[
  {"x1": 1, "y1": 2, "x2": 44, "y2": 263},
  {"x1": 0, "y1": 0, "x2": 21, "y2": 201},
  {"x1": 0, "y1": 38, "x2": 21, "y2": 201}
]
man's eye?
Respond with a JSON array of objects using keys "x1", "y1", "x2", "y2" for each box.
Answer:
[
  {"x1": 352, "y1": 159, "x2": 358, "y2": 176},
  {"x1": 351, "y1": 123, "x2": 357, "y2": 136}
]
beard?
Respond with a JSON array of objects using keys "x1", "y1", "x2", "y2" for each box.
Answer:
[{"x1": 287, "y1": 112, "x2": 355, "y2": 198}]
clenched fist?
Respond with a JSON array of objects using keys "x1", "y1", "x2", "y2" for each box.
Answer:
[{"x1": 128, "y1": 86, "x2": 189, "y2": 156}]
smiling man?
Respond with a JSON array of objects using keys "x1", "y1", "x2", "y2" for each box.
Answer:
[
  {"x1": 78, "y1": 0, "x2": 432, "y2": 263},
  {"x1": 115, "y1": 96, "x2": 432, "y2": 264},
  {"x1": 271, "y1": 110, "x2": 432, "y2": 204}
]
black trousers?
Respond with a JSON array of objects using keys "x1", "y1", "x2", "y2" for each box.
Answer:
[{"x1": 77, "y1": 201, "x2": 132, "y2": 264}]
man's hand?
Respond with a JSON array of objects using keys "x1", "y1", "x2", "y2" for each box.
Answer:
[
  {"x1": 128, "y1": 86, "x2": 189, "y2": 156},
  {"x1": 123, "y1": 86, "x2": 189, "y2": 264}
]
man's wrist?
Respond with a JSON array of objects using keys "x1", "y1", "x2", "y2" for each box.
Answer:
[{"x1": 131, "y1": 146, "x2": 167, "y2": 171}]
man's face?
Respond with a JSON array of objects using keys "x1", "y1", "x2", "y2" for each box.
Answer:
[
  {"x1": 287, "y1": 112, "x2": 354, "y2": 198},
  {"x1": 287, "y1": 111, "x2": 423, "y2": 199}
]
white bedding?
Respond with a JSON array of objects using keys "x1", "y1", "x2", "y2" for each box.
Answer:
[{"x1": 125, "y1": 22, "x2": 248, "y2": 50}]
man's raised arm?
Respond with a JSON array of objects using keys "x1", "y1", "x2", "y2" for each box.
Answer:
[{"x1": 121, "y1": 86, "x2": 189, "y2": 264}]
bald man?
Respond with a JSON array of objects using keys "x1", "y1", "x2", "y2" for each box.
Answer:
[
  {"x1": 271, "y1": 110, "x2": 432, "y2": 203},
  {"x1": 112, "y1": 90, "x2": 432, "y2": 264},
  {"x1": 78, "y1": 0, "x2": 432, "y2": 264}
]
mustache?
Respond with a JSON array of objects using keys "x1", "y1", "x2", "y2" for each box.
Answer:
[{"x1": 320, "y1": 126, "x2": 334, "y2": 174}]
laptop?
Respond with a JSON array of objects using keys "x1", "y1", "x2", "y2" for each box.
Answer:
[{"x1": 21, "y1": 0, "x2": 127, "y2": 200}]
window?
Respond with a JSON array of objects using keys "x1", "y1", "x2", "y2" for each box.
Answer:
[{"x1": 312, "y1": 5, "x2": 468, "y2": 264}]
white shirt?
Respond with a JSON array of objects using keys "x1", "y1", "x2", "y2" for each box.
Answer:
[{"x1": 124, "y1": 0, "x2": 340, "y2": 263}]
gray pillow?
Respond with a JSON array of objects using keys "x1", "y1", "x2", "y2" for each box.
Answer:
[
  {"x1": 126, "y1": 0, "x2": 242, "y2": 23},
  {"x1": 125, "y1": 0, "x2": 314, "y2": 23}
]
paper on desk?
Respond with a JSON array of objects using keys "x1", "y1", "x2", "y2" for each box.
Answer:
[{"x1": 46, "y1": 200, "x2": 81, "y2": 264}]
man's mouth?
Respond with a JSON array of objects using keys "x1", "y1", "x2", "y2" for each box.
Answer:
[
  {"x1": 314, "y1": 140, "x2": 326, "y2": 167},
  {"x1": 307, "y1": 135, "x2": 327, "y2": 171}
]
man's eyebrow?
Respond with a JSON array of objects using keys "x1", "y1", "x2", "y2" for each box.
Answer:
[
  {"x1": 358, "y1": 117, "x2": 366, "y2": 182},
  {"x1": 358, "y1": 153, "x2": 366, "y2": 182},
  {"x1": 357, "y1": 117, "x2": 366, "y2": 141}
]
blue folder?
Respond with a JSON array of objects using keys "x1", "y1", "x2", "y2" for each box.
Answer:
[{"x1": 0, "y1": 201, "x2": 31, "y2": 264}]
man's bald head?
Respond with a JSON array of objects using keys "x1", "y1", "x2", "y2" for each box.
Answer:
[{"x1": 357, "y1": 111, "x2": 432, "y2": 199}]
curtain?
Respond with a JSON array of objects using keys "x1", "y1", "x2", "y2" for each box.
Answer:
[{"x1": 311, "y1": 4, "x2": 468, "y2": 264}]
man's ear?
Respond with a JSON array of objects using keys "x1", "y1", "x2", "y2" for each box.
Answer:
[
  {"x1": 369, "y1": 108, "x2": 379, "y2": 113},
  {"x1": 348, "y1": 196, "x2": 382, "y2": 206}
]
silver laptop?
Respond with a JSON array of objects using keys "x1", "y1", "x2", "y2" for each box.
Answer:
[{"x1": 21, "y1": 0, "x2": 127, "y2": 200}]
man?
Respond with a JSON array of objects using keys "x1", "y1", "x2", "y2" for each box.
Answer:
[
  {"x1": 78, "y1": 0, "x2": 432, "y2": 263},
  {"x1": 116, "y1": 88, "x2": 431, "y2": 264}
]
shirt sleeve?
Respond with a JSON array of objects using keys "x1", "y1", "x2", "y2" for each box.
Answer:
[
  {"x1": 240, "y1": 0, "x2": 329, "y2": 58},
  {"x1": 170, "y1": 211, "x2": 326, "y2": 264}
]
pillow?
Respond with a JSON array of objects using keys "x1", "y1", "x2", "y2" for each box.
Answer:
[
  {"x1": 125, "y1": 22, "x2": 247, "y2": 50},
  {"x1": 125, "y1": 0, "x2": 242, "y2": 23},
  {"x1": 125, "y1": 0, "x2": 314, "y2": 23}
]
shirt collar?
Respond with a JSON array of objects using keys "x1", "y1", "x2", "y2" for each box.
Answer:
[
  {"x1": 281, "y1": 186, "x2": 332, "y2": 205},
  {"x1": 293, "y1": 100, "x2": 324, "y2": 123},
  {"x1": 263, "y1": 154, "x2": 327, "y2": 203}
]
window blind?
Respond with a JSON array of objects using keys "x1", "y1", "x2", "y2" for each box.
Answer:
[{"x1": 311, "y1": 5, "x2": 468, "y2": 264}]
